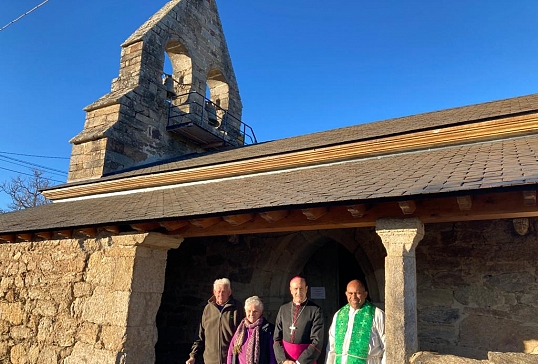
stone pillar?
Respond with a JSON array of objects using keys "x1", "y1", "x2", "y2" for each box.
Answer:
[
  {"x1": 64, "y1": 232, "x2": 183, "y2": 364},
  {"x1": 376, "y1": 218, "x2": 424, "y2": 364}
]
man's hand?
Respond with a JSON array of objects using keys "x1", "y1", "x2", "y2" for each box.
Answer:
[
  {"x1": 283, "y1": 360, "x2": 295, "y2": 364},
  {"x1": 186, "y1": 357, "x2": 196, "y2": 364}
]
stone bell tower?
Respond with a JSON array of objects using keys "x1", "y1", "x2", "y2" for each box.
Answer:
[{"x1": 68, "y1": 0, "x2": 251, "y2": 182}]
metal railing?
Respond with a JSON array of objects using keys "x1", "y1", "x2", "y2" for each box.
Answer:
[{"x1": 166, "y1": 87, "x2": 257, "y2": 146}]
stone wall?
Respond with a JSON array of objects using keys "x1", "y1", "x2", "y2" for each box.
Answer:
[
  {"x1": 0, "y1": 233, "x2": 181, "y2": 364},
  {"x1": 416, "y1": 219, "x2": 538, "y2": 359},
  {"x1": 410, "y1": 351, "x2": 538, "y2": 364}
]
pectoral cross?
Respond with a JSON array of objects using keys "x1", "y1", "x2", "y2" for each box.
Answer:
[{"x1": 289, "y1": 325, "x2": 296, "y2": 335}]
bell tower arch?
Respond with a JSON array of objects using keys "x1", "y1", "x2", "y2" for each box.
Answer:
[{"x1": 67, "y1": 0, "x2": 245, "y2": 182}]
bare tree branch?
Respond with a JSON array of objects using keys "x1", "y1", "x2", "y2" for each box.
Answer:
[{"x1": 0, "y1": 169, "x2": 51, "y2": 211}]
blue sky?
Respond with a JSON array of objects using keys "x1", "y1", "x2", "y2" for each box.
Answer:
[{"x1": 1, "y1": 0, "x2": 538, "y2": 208}]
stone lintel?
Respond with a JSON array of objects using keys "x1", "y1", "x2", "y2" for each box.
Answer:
[{"x1": 115, "y1": 232, "x2": 183, "y2": 250}]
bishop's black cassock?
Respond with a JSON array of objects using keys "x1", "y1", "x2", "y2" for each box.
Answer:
[{"x1": 273, "y1": 300, "x2": 324, "y2": 364}]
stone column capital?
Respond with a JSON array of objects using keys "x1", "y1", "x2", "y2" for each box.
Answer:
[{"x1": 376, "y1": 218, "x2": 424, "y2": 257}]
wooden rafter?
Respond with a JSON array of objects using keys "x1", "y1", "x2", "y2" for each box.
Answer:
[
  {"x1": 523, "y1": 190, "x2": 536, "y2": 206},
  {"x1": 0, "y1": 234, "x2": 16, "y2": 243},
  {"x1": 347, "y1": 204, "x2": 368, "y2": 218},
  {"x1": 77, "y1": 228, "x2": 97, "y2": 238},
  {"x1": 223, "y1": 214, "x2": 254, "y2": 226},
  {"x1": 56, "y1": 230, "x2": 73, "y2": 238},
  {"x1": 302, "y1": 207, "x2": 329, "y2": 221},
  {"x1": 130, "y1": 222, "x2": 161, "y2": 232},
  {"x1": 160, "y1": 221, "x2": 190, "y2": 231},
  {"x1": 457, "y1": 196, "x2": 472, "y2": 211},
  {"x1": 190, "y1": 217, "x2": 221, "y2": 229},
  {"x1": 103, "y1": 226, "x2": 120, "y2": 234},
  {"x1": 35, "y1": 232, "x2": 52, "y2": 240},
  {"x1": 259, "y1": 210, "x2": 289, "y2": 223},
  {"x1": 398, "y1": 201, "x2": 416, "y2": 215}
]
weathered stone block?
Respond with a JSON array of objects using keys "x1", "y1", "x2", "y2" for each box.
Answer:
[
  {"x1": 0, "y1": 302, "x2": 24, "y2": 325},
  {"x1": 77, "y1": 322, "x2": 99, "y2": 345},
  {"x1": 73, "y1": 282, "x2": 93, "y2": 298},
  {"x1": 10, "y1": 325, "x2": 32, "y2": 340},
  {"x1": 36, "y1": 346, "x2": 60, "y2": 364},
  {"x1": 100, "y1": 325, "x2": 126, "y2": 352},
  {"x1": 488, "y1": 351, "x2": 538, "y2": 364},
  {"x1": 410, "y1": 351, "x2": 487, "y2": 363},
  {"x1": 63, "y1": 342, "x2": 122, "y2": 364},
  {"x1": 32, "y1": 299, "x2": 58, "y2": 317}
]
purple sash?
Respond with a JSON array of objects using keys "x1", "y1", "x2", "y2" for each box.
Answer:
[{"x1": 282, "y1": 341, "x2": 316, "y2": 364}]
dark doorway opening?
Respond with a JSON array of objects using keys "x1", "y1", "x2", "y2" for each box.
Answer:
[{"x1": 302, "y1": 240, "x2": 366, "y2": 364}]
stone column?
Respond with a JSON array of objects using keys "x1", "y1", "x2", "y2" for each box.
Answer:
[
  {"x1": 375, "y1": 218, "x2": 424, "y2": 364},
  {"x1": 64, "y1": 232, "x2": 183, "y2": 364}
]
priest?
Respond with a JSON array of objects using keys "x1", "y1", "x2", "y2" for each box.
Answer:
[
  {"x1": 326, "y1": 279, "x2": 385, "y2": 364},
  {"x1": 273, "y1": 276, "x2": 324, "y2": 364}
]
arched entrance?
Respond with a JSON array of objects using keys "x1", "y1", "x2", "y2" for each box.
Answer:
[{"x1": 301, "y1": 239, "x2": 367, "y2": 364}]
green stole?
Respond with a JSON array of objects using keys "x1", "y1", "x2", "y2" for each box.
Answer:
[{"x1": 334, "y1": 302, "x2": 375, "y2": 364}]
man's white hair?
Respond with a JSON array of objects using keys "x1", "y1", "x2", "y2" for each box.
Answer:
[
  {"x1": 245, "y1": 296, "x2": 264, "y2": 312},
  {"x1": 213, "y1": 278, "x2": 231, "y2": 289}
]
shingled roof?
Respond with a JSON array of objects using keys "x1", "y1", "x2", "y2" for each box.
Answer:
[
  {"x1": 2, "y1": 93, "x2": 538, "y2": 235},
  {"x1": 56, "y1": 92, "x2": 538, "y2": 184}
]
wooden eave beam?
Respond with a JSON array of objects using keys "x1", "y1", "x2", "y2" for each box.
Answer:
[
  {"x1": 43, "y1": 113, "x2": 538, "y2": 201},
  {"x1": 169, "y1": 191, "x2": 538, "y2": 238}
]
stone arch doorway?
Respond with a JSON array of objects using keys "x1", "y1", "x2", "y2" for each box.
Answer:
[{"x1": 300, "y1": 239, "x2": 367, "y2": 364}]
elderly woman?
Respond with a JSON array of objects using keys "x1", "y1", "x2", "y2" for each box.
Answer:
[{"x1": 227, "y1": 296, "x2": 277, "y2": 364}]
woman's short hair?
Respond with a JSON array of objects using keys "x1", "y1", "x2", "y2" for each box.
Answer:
[
  {"x1": 245, "y1": 296, "x2": 264, "y2": 312},
  {"x1": 213, "y1": 278, "x2": 231, "y2": 289}
]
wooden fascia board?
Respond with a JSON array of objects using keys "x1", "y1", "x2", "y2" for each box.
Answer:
[{"x1": 44, "y1": 113, "x2": 538, "y2": 201}]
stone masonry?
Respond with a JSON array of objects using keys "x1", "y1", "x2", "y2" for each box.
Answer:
[
  {"x1": 68, "y1": 0, "x2": 242, "y2": 182},
  {"x1": 0, "y1": 233, "x2": 181, "y2": 363}
]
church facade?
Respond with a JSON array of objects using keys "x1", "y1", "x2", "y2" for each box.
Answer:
[{"x1": 0, "y1": 0, "x2": 537, "y2": 363}]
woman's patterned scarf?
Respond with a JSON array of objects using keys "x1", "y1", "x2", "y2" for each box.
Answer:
[{"x1": 233, "y1": 316, "x2": 263, "y2": 364}]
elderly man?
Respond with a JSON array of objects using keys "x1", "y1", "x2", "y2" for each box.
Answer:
[
  {"x1": 274, "y1": 276, "x2": 324, "y2": 364},
  {"x1": 326, "y1": 279, "x2": 385, "y2": 364},
  {"x1": 187, "y1": 278, "x2": 245, "y2": 364}
]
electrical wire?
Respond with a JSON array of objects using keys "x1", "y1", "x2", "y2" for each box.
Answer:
[
  {"x1": 0, "y1": 155, "x2": 67, "y2": 177},
  {"x1": 0, "y1": 151, "x2": 69, "y2": 160},
  {"x1": 0, "y1": 0, "x2": 50, "y2": 32},
  {"x1": 0, "y1": 166, "x2": 64, "y2": 184}
]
